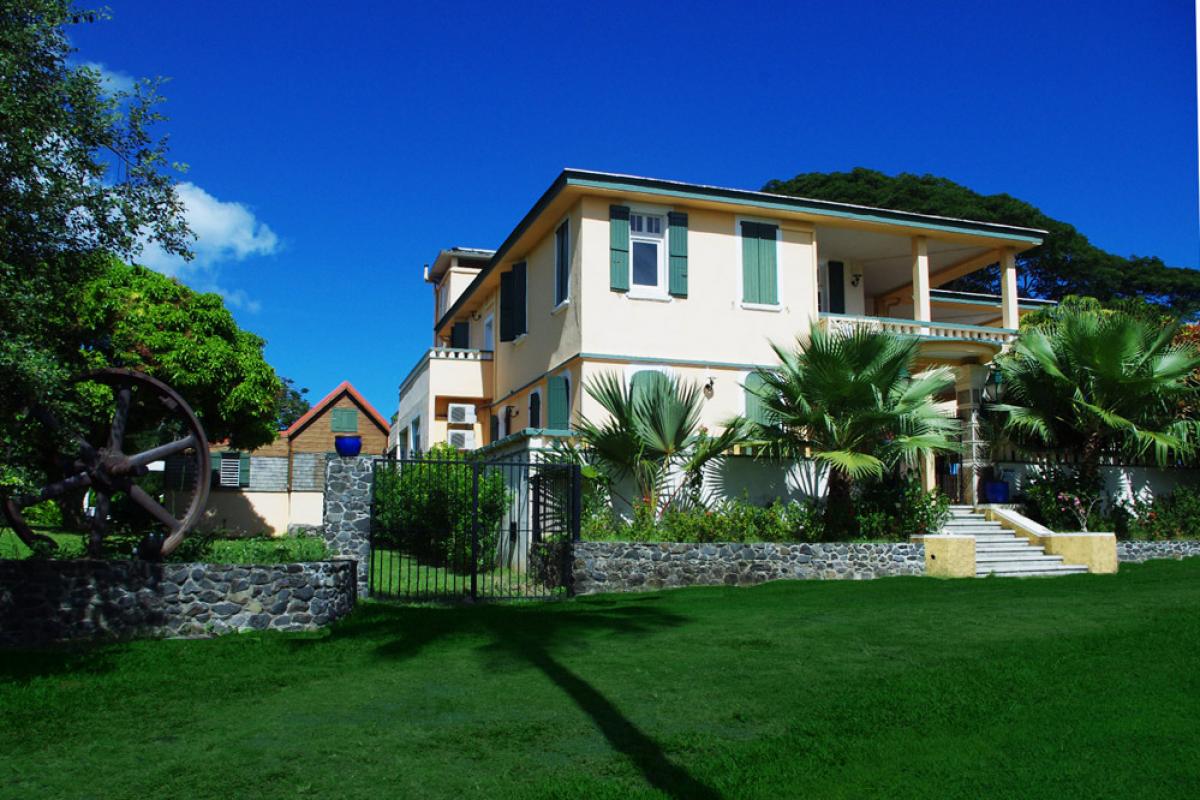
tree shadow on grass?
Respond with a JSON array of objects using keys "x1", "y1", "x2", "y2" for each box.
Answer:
[{"x1": 298, "y1": 599, "x2": 722, "y2": 799}]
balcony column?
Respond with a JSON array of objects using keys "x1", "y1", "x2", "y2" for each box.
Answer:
[
  {"x1": 956, "y1": 364, "x2": 990, "y2": 506},
  {"x1": 1000, "y1": 248, "x2": 1019, "y2": 329},
  {"x1": 911, "y1": 236, "x2": 932, "y2": 322}
]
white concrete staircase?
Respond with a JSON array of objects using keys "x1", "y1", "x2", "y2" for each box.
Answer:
[{"x1": 945, "y1": 506, "x2": 1089, "y2": 578}]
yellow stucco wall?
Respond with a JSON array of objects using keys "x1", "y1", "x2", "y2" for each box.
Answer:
[
  {"x1": 922, "y1": 535, "x2": 976, "y2": 578},
  {"x1": 981, "y1": 507, "x2": 1117, "y2": 573}
]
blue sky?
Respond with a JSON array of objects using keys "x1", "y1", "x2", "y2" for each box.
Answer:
[{"x1": 71, "y1": 0, "x2": 1198, "y2": 417}]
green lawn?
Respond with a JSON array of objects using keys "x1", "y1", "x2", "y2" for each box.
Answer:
[
  {"x1": 369, "y1": 547, "x2": 564, "y2": 600},
  {"x1": 2, "y1": 561, "x2": 1199, "y2": 799}
]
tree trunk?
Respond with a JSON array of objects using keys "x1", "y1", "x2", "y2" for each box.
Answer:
[{"x1": 824, "y1": 469, "x2": 855, "y2": 540}]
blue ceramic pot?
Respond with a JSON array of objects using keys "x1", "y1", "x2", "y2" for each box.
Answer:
[{"x1": 335, "y1": 434, "x2": 363, "y2": 457}]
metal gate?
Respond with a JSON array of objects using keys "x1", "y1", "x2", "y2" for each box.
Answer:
[{"x1": 369, "y1": 458, "x2": 581, "y2": 602}]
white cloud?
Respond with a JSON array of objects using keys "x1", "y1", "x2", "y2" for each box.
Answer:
[
  {"x1": 77, "y1": 60, "x2": 136, "y2": 95},
  {"x1": 137, "y1": 182, "x2": 279, "y2": 313}
]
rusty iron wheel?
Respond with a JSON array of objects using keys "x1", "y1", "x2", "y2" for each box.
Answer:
[{"x1": 2, "y1": 368, "x2": 210, "y2": 559}]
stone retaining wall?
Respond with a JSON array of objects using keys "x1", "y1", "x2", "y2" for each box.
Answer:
[
  {"x1": 1116, "y1": 540, "x2": 1200, "y2": 563},
  {"x1": 0, "y1": 559, "x2": 356, "y2": 646},
  {"x1": 573, "y1": 541, "x2": 924, "y2": 595}
]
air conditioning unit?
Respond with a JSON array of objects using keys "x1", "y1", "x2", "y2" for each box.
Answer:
[
  {"x1": 448, "y1": 430, "x2": 476, "y2": 450},
  {"x1": 447, "y1": 403, "x2": 477, "y2": 424}
]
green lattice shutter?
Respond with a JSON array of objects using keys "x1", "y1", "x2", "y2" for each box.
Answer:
[
  {"x1": 610, "y1": 205, "x2": 630, "y2": 292},
  {"x1": 744, "y1": 373, "x2": 770, "y2": 425},
  {"x1": 742, "y1": 221, "x2": 760, "y2": 303},
  {"x1": 757, "y1": 224, "x2": 778, "y2": 305},
  {"x1": 668, "y1": 211, "x2": 688, "y2": 297},
  {"x1": 546, "y1": 375, "x2": 570, "y2": 430},
  {"x1": 828, "y1": 260, "x2": 845, "y2": 314},
  {"x1": 512, "y1": 261, "x2": 527, "y2": 337},
  {"x1": 331, "y1": 408, "x2": 358, "y2": 433},
  {"x1": 499, "y1": 270, "x2": 515, "y2": 342}
]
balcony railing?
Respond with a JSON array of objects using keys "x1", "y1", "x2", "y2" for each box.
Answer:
[
  {"x1": 819, "y1": 313, "x2": 1017, "y2": 346},
  {"x1": 429, "y1": 347, "x2": 493, "y2": 362}
]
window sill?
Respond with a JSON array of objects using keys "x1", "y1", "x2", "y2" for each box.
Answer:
[
  {"x1": 550, "y1": 300, "x2": 569, "y2": 316},
  {"x1": 512, "y1": 333, "x2": 527, "y2": 347},
  {"x1": 627, "y1": 291, "x2": 672, "y2": 303},
  {"x1": 740, "y1": 302, "x2": 783, "y2": 313}
]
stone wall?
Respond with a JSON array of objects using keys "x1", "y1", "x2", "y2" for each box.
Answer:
[
  {"x1": 573, "y1": 541, "x2": 925, "y2": 595},
  {"x1": 0, "y1": 559, "x2": 356, "y2": 647},
  {"x1": 1116, "y1": 540, "x2": 1200, "y2": 563},
  {"x1": 322, "y1": 454, "x2": 373, "y2": 596}
]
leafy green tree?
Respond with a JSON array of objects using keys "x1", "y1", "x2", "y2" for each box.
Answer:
[
  {"x1": 275, "y1": 377, "x2": 311, "y2": 430},
  {"x1": 989, "y1": 308, "x2": 1200, "y2": 481},
  {"x1": 1, "y1": 1, "x2": 193, "y2": 493},
  {"x1": 735, "y1": 325, "x2": 960, "y2": 537},
  {"x1": 572, "y1": 371, "x2": 747, "y2": 518},
  {"x1": 764, "y1": 168, "x2": 1200, "y2": 317}
]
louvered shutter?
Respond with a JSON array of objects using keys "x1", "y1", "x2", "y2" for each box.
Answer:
[
  {"x1": 512, "y1": 261, "x2": 527, "y2": 336},
  {"x1": 610, "y1": 205, "x2": 630, "y2": 292},
  {"x1": 744, "y1": 373, "x2": 770, "y2": 425},
  {"x1": 239, "y1": 453, "x2": 251, "y2": 487},
  {"x1": 757, "y1": 224, "x2": 778, "y2": 305},
  {"x1": 451, "y1": 321, "x2": 469, "y2": 348},
  {"x1": 546, "y1": 375, "x2": 570, "y2": 430},
  {"x1": 667, "y1": 211, "x2": 688, "y2": 297},
  {"x1": 741, "y1": 221, "x2": 760, "y2": 302},
  {"x1": 499, "y1": 270, "x2": 515, "y2": 342}
]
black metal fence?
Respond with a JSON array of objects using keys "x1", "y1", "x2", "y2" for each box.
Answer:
[{"x1": 369, "y1": 458, "x2": 581, "y2": 602}]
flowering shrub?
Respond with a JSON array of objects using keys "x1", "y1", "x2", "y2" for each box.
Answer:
[
  {"x1": 1117, "y1": 486, "x2": 1200, "y2": 540},
  {"x1": 1021, "y1": 468, "x2": 1111, "y2": 531}
]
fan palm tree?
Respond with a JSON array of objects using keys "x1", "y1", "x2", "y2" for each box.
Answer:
[
  {"x1": 989, "y1": 308, "x2": 1200, "y2": 481},
  {"x1": 572, "y1": 371, "x2": 747, "y2": 517},
  {"x1": 734, "y1": 324, "x2": 961, "y2": 536}
]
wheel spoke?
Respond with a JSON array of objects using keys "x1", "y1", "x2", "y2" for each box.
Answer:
[
  {"x1": 126, "y1": 434, "x2": 197, "y2": 468},
  {"x1": 128, "y1": 484, "x2": 182, "y2": 533},
  {"x1": 109, "y1": 386, "x2": 132, "y2": 452},
  {"x1": 34, "y1": 471, "x2": 92, "y2": 502}
]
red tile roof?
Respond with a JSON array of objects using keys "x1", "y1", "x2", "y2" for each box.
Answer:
[{"x1": 284, "y1": 380, "x2": 389, "y2": 438}]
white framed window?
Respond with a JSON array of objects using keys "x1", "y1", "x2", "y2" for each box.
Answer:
[
  {"x1": 629, "y1": 212, "x2": 668, "y2": 299},
  {"x1": 483, "y1": 313, "x2": 494, "y2": 350},
  {"x1": 219, "y1": 453, "x2": 240, "y2": 488},
  {"x1": 554, "y1": 220, "x2": 570, "y2": 308}
]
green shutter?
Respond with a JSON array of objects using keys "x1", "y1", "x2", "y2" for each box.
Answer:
[
  {"x1": 744, "y1": 373, "x2": 770, "y2": 425},
  {"x1": 451, "y1": 321, "x2": 469, "y2": 349},
  {"x1": 668, "y1": 211, "x2": 688, "y2": 297},
  {"x1": 529, "y1": 392, "x2": 541, "y2": 428},
  {"x1": 512, "y1": 262, "x2": 527, "y2": 336},
  {"x1": 546, "y1": 375, "x2": 570, "y2": 430},
  {"x1": 331, "y1": 408, "x2": 358, "y2": 433},
  {"x1": 499, "y1": 270, "x2": 515, "y2": 342},
  {"x1": 609, "y1": 205, "x2": 630, "y2": 292},
  {"x1": 758, "y1": 224, "x2": 778, "y2": 305},
  {"x1": 210, "y1": 451, "x2": 220, "y2": 486},
  {"x1": 828, "y1": 260, "x2": 845, "y2": 314},
  {"x1": 239, "y1": 453, "x2": 251, "y2": 487},
  {"x1": 741, "y1": 221, "x2": 760, "y2": 303}
]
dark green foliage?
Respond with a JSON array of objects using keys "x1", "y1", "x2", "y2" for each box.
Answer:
[
  {"x1": 2, "y1": 561, "x2": 1199, "y2": 798},
  {"x1": 274, "y1": 376, "x2": 311, "y2": 430},
  {"x1": 1118, "y1": 486, "x2": 1200, "y2": 541},
  {"x1": 1019, "y1": 468, "x2": 1111, "y2": 532},
  {"x1": 583, "y1": 497, "x2": 824, "y2": 544},
  {"x1": 372, "y1": 444, "x2": 510, "y2": 572},
  {"x1": 765, "y1": 167, "x2": 1200, "y2": 317},
  {"x1": 854, "y1": 474, "x2": 950, "y2": 540},
  {"x1": 0, "y1": 527, "x2": 326, "y2": 562}
]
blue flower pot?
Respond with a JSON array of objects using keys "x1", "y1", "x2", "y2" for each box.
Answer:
[
  {"x1": 335, "y1": 434, "x2": 363, "y2": 457},
  {"x1": 984, "y1": 480, "x2": 1010, "y2": 504}
]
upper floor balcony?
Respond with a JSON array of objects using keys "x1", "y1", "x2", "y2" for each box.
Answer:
[{"x1": 399, "y1": 347, "x2": 494, "y2": 404}]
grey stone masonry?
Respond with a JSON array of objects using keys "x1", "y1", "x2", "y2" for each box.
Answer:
[
  {"x1": 322, "y1": 454, "x2": 373, "y2": 596},
  {"x1": 1117, "y1": 540, "x2": 1200, "y2": 563},
  {"x1": 573, "y1": 541, "x2": 925, "y2": 595},
  {"x1": 0, "y1": 559, "x2": 356, "y2": 647},
  {"x1": 249, "y1": 455, "x2": 288, "y2": 491}
]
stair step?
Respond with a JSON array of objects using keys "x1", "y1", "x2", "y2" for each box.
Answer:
[
  {"x1": 975, "y1": 553, "x2": 1061, "y2": 564},
  {"x1": 973, "y1": 535, "x2": 1025, "y2": 543},
  {"x1": 976, "y1": 544, "x2": 1045, "y2": 553},
  {"x1": 977, "y1": 566, "x2": 1089, "y2": 577},
  {"x1": 976, "y1": 559, "x2": 1083, "y2": 572}
]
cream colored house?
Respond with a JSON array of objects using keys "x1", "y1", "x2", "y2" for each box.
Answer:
[{"x1": 392, "y1": 170, "x2": 1050, "y2": 504}]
